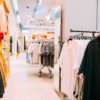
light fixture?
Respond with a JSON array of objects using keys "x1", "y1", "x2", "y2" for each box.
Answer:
[{"x1": 46, "y1": 15, "x2": 51, "y2": 21}]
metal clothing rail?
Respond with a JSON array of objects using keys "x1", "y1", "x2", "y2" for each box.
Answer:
[
  {"x1": 70, "y1": 29, "x2": 100, "y2": 37},
  {"x1": 70, "y1": 29, "x2": 100, "y2": 33}
]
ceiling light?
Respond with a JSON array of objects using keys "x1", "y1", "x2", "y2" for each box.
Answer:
[{"x1": 22, "y1": 30, "x2": 30, "y2": 34}]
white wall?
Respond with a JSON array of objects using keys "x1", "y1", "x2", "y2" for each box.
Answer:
[
  {"x1": 65, "y1": 0, "x2": 97, "y2": 39},
  {"x1": 97, "y1": 0, "x2": 100, "y2": 31}
]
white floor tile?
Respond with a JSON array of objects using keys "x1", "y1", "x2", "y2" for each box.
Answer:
[{"x1": 0, "y1": 54, "x2": 61, "y2": 100}]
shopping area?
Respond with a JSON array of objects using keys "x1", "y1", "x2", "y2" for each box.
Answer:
[{"x1": 0, "y1": 0, "x2": 100, "y2": 100}]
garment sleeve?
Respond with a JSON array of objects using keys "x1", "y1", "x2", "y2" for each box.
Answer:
[
  {"x1": 38, "y1": 44, "x2": 42, "y2": 54},
  {"x1": 45, "y1": 44, "x2": 49, "y2": 54},
  {"x1": 73, "y1": 41, "x2": 80, "y2": 70},
  {"x1": 51, "y1": 44, "x2": 55, "y2": 54},
  {"x1": 41, "y1": 44, "x2": 45, "y2": 54},
  {"x1": 78, "y1": 45, "x2": 88, "y2": 76},
  {"x1": 0, "y1": 5, "x2": 7, "y2": 33}
]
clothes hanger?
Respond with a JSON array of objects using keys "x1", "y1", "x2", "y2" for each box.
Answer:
[{"x1": 67, "y1": 36, "x2": 73, "y2": 42}]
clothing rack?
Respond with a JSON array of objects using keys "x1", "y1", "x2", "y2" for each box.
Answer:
[
  {"x1": 70, "y1": 29, "x2": 100, "y2": 37},
  {"x1": 38, "y1": 41, "x2": 54, "y2": 78}
]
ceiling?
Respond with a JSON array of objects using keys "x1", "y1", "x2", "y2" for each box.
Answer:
[{"x1": 11, "y1": 0, "x2": 55, "y2": 32}]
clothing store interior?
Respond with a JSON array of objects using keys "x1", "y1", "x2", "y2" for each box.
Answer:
[{"x1": 0, "y1": 0, "x2": 100, "y2": 100}]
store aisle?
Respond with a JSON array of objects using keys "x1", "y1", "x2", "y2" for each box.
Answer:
[{"x1": 1, "y1": 54, "x2": 61, "y2": 100}]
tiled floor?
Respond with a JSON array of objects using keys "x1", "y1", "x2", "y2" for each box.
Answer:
[{"x1": 1, "y1": 54, "x2": 61, "y2": 100}]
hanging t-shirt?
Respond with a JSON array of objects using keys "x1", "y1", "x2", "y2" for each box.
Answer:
[
  {"x1": 0, "y1": 4, "x2": 7, "y2": 33},
  {"x1": 59, "y1": 39, "x2": 89, "y2": 99}
]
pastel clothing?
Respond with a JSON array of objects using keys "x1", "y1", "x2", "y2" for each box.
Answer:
[
  {"x1": 59, "y1": 40, "x2": 89, "y2": 99},
  {"x1": 0, "y1": 4, "x2": 7, "y2": 33}
]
